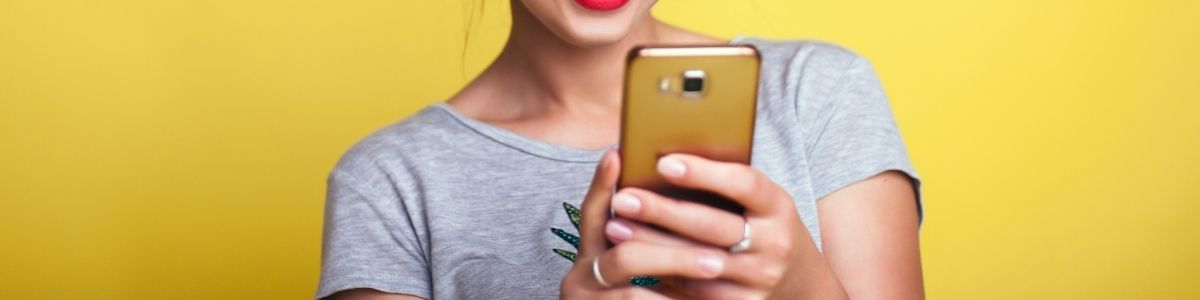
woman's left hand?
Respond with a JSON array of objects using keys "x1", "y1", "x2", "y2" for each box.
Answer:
[{"x1": 605, "y1": 153, "x2": 848, "y2": 299}]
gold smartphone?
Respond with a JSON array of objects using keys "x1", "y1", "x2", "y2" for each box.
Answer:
[{"x1": 618, "y1": 45, "x2": 761, "y2": 214}]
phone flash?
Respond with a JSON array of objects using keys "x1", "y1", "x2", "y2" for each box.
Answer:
[{"x1": 658, "y1": 77, "x2": 671, "y2": 92}]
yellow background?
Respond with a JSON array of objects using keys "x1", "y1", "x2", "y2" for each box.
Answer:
[{"x1": 1, "y1": 0, "x2": 1197, "y2": 298}]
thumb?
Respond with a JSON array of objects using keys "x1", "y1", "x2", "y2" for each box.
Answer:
[{"x1": 577, "y1": 149, "x2": 620, "y2": 258}]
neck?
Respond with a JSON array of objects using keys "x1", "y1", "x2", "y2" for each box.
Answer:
[
  {"x1": 446, "y1": 2, "x2": 723, "y2": 149},
  {"x1": 480, "y1": 2, "x2": 665, "y2": 120}
]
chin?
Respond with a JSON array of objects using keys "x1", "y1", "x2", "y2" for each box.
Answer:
[
  {"x1": 520, "y1": 0, "x2": 657, "y2": 48},
  {"x1": 556, "y1": 17, "x2": 643, "y2": 47}
]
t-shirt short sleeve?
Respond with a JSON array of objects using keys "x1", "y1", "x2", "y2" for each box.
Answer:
[
  {"x1": 798, "y1": 49, "x2": 922, "y2": 216},
  {"x1": 316, "y1": 159, "x2": 431, "y2": 299}
]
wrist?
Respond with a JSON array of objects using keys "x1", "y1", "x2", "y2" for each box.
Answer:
[{"x1": 772, "y1": 241, "x2": 847, "y2": 299}]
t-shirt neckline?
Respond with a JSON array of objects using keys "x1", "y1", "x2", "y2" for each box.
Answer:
[{"x1": 431, "y1": 103, "x2": 613, "y2": 163}]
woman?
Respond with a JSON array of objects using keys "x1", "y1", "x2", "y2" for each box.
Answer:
[{"x1": 317, "y1": 0, "x2": 924, "y2": 299}]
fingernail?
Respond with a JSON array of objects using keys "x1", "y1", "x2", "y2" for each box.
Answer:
[
  {"x1": 697, "y1": 252, "x2": 725, "y2": 275},
  {"x1": 612, "y1": 193, "x2": 641, "y2": 215},
  {"x1": 605, "y1": 220, "x2": 633, "y2": 243},
  {"x1": 657, "y1": 157, "x2": 686, "y2": 178}
]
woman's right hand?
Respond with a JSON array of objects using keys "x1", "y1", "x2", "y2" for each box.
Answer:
[{"x1": 559, "y1": 150, "x2": 730, "y2": 299}]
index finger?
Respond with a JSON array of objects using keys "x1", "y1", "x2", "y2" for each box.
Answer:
[{"x1": 577, "y1": 150, "x2": 621, "y2": 258}]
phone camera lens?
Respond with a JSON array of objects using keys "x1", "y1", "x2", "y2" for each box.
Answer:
[
  {"x1": 682, "y1": 70, "x2": 706, "y2": 94},
  {"x1": 683, "y1": 78, "x2": 703, "y2": 93}
]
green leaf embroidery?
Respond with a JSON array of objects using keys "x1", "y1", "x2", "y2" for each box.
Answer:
[
  {"x1": 629, "y1": 276, "x2": 661, "y2": 287},
  {"x1": 550, "y1": 227, "x2": 580, "y2": 249},
  {"x1": 552, "y1": 248, "x2": 577, "y2": 262},
  {"x1": 563, "y1": 202, "x2": 582, "y2": 230}
]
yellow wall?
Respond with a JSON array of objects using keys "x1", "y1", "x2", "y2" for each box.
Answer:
[{"x1": 1, "y1": 0, "x2": 1197, "y2": 298}]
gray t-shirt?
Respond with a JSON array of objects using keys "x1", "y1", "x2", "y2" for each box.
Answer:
[{"x1": 316, "y1": 38, "x2": 920, "y2": 299}]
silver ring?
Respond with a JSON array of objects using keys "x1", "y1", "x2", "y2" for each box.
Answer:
[
  {"x1": 729, "y1": 218, "x2": 752, "y2": 253},
  {"x1": 592, "y1": 256, "x2": 612, "y2": 288}
]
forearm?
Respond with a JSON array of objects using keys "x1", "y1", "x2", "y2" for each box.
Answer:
[{"x1": 772, "y1": 236, "x2": 848, "y2": 299}]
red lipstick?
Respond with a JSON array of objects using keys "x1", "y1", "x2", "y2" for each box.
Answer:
[{"x1": 574, "y1": 0, "x2": 629, "y2": 11}]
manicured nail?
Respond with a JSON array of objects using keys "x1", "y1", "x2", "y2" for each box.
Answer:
[
  {"x1": 605, "y1": 220, "x2": 633, "y2": 243},
  {"x1": 612, "y1": 193, "x2": 641, "y2": 215},
  {"x1": 657, "y1": 157, "x2": 686, "y2": 178},
  {"x1": 697, "y1": 252, "x2": 725, "y2": 275}
]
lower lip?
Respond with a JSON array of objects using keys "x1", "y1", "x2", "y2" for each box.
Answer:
[{"x1": 574, "y1": 0, "x2": 629, "y2": 11}]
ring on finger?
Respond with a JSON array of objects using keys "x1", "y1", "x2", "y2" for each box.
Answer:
[
  {"x1": 592, "y1": 256, "x2": 612, "y2": 288},
  {"x1": 728, "y1": 217, "x2": 752, "y2": 253}
]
